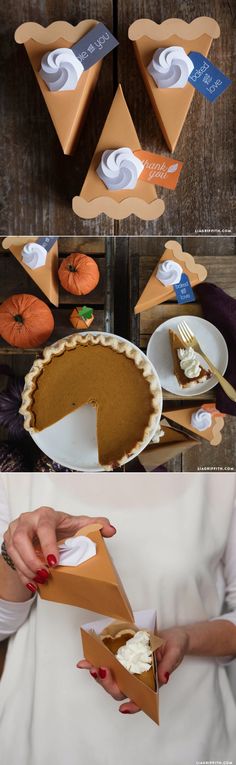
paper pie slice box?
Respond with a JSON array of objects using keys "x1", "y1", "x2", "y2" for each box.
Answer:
[
  {"x1": 2, "y1": 236, "x2": 59, "y2": 307},
  {"x1": 134, "y1": 240, "x2": 207, "y2": 314},
  {"x1": 35, "y1": 523, "x2": 133, "y2": 621},
  {"x1": 72, "y1": 84, "x2": 165, "y2": 221},
  {"x1": 128, "y1": 18, "x2": 220, "y2": 152},
  {"x1": 164, "y1": 405, "x2": 225, "y2": 446},
  {"x1": 14, "y1": 21, "x2": 103, "y2": 155},
  {"x1": 138, "y1": 425, "x2": 197, "y2": 470},
  {"x1": 81, "y1": 609, "x2": 163, "y2": 724}
]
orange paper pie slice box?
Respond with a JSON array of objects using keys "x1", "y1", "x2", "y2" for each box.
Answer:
[
  {"x1": 81, "y1": 609, "x2": 163, "y2": 724},
  {"x1": 169, "y1": 329, "x2": 212, "y2": 388},
  {"x1": 134, "y1": 240, "x2": 207, "y2": 315},
  {"x1": 14, "y1": 21, "x2": 103, "y2": 155},
  {"x1": 2, "y1": 236, "x2": 59, "y2": 307},
  {"x1": 72, "y1": 84, "x2": 165, "y2": 221},
  {"x1": 164, "y1": 404, "x2": 225, "y2": 447},
  {"x1": 128, "y1": 17, "x2": 220, "y2": 152},
  {"x1": 138, "y1": 420, "x2": 197, "y2": 470},
  {"x1": 36, "y1": 523, "x2": 133, "y2": 621}
]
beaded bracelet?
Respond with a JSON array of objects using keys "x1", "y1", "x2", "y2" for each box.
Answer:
[{"x1": 1, "y1": 540, "x2": 16, "y2": 571}]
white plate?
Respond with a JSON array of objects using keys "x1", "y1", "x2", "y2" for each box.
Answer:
[
  {"x1": 147, "y1": 316, "x2": 228, "y2": 397},
  {"x1": 31, "y1": 332, "x2": 162, "y2": 471}
]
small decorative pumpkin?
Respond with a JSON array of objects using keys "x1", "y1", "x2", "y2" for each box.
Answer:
[
  {"x1": 70, "y1": 306, "x2": 94, "y2": 330},
  {"x1": 0, "y1": 294, "x2": 54, "y2": 348},
  {"x1": 58, "y1": 253, "x2": 100, "y2": 295}
]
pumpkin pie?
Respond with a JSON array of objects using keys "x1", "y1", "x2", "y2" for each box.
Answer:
[
  {"x1": 14, "y1": 21, "x2": 103, "y2": 155},
  {"x1": 128, "y1": 18, "x2": 220, "y2": 152},
  {"x1": 72, "y1": 84, "x2": 165, "y2": 221},
  {"x1": 134, "y1": 240, "x2": 207, "y2": 314},
  {"x1": 100, "y1": 626, "x2": 156, "y2": 689},
  {"x1": 20, "y1": 333, "x2": 161, "y2": 470},
  {"x1": 169, "y1": 329, "x2": 211, "y2": 388},
  {"x1": 164, "y1": 404, "x2": 225, "y2": 446},
  {"x1": 2, "y1": 236, "x2": 59, "y2": 307}
]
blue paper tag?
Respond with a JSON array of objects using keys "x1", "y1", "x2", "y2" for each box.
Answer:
[
  {"x1": 72, "y1": 23, "x2": 119, "y2": 71},
  {"x1": 174, "y1": 274, "x2": 196, "y2": 304},
  {"x1": 188, "y1": 52, "x2": 231, "y2": 102},
  {"x1": 37, "y1": 236, "x2": 57, "y2": 252}
]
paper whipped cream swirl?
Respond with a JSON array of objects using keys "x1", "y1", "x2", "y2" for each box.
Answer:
[
  {"x1": 191, "y1": 408, "x2": 212, "y2": 431},
  {"x1": 148, "y1": 46, "x2": 194, "y2": 89},
  {"x1": 157, "y1": 259, "x2": 183, "y2": 286},
  {"x1": 96, "y1": 148, "x2": 144, "y2": 190},
  {"x1": 177, "y1": 347, "x2": 201, "y2": 379},
  {"x1": 21, "y1": 242, "x2": 47, "y2": 270},
  {"x1": 58, "y1": 536, "x2": 96, "y2": 566},
  {"x1": 116, "y1": 630, "x2": 152, "y2": 674},
  {"x1": 40, "y1": 48, "x2": 84, "y2": 92}
]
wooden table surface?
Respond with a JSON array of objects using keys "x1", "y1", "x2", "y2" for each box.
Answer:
[
  {"x1": 0, "y1": 0, "x2": 235, "y2": 237},
  {"x1": 0, "y1": 235, "x2": 235, "y2": 472},
  {"x1": 128, "y1": 235, "x2": 236, "y2": 472}
]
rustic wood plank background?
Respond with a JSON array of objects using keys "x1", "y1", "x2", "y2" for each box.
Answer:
[
  {"x1": 0, "y1": 0, "x2": 235, "y2": 236},
  {"x1": 128, "y1": 235, "x2": 236, "y2": 471}
]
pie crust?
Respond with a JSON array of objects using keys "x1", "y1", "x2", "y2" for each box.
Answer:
[
  {"x1": 128, "y1": 17, "x2": 220, "y2": 152},
  {"x1": 2, "y1": 236, "x2": 59, "y2": 307},
  {"x1": 134, "y1": 240, "x2": 207, "y2": 314},
  {"x1": 20, "y1": 333, "x2": 161, "y2": 470},
  {"x1": 72, "y1": 84, "x2": 165, "y2": 221},
  {"x1": 15, "y1": 21, "x2": 103, "y2": 155}
]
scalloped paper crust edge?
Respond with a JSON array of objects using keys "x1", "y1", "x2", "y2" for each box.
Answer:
[
  {"x1": 128, "y1": 18, "x2": 220, "y2": 42},
  {"x1": 2, "y1": 236, "x2": 38, "y2": 249},
  {"x1": 20, "y1": 333, "x2": 162, "y2": 470},
  {"x1": 72, "y1": 196, "x2": 165, "y2": 221},
  {"x1": 15, "y1": 20, "x2": 99, "y2": 44},
  {"x1": 164, "y1": 240, "x2": 207, "y2": 281}
]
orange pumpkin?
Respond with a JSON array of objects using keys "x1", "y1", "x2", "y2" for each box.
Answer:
[
  {"x1": 0, "y1": 294, "x2": 54, "y2": 348},
  {"x1": 58, "y1": 253, "x2": 100, "y2": 295},
  {"x1": 70, "y1": 306, "x2": 94, "y2": 330}
]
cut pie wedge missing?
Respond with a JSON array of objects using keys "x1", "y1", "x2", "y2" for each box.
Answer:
[
  {"x1": 15, "y1": 21, "x2": 103, "y2": 155},
  {"x1": 72, "y1": 84, "x2": 165, "y2": 220},
  {"x1": 128, "y1": 18, "x2": 220, "y2": 152}
]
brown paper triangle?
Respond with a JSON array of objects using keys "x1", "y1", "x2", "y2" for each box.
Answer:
[
  {"x1": 2, "y1": 237, "x2": 59, "y2": 307},
  {"x1": 139, "y1": 423, "x2": 197, "y2": 469},
  {"x1": 72, "y1": 83, "x2": 165, "y2": 220},
  {"x1": 128, "y1": 18, "x2": 220, "y2": 152},
  {"x1": 37, "y1": 523, "x2": 134, "y2": 622},
  {"x1": 134, "y1": 240, "x2": 207, "y2": 314},
  {"x1": 14, "y1": 21, "x2": 103, "y2": 155}
]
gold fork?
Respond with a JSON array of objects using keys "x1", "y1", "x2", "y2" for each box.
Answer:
[{"x1": 177, "y1": 320, "x2": 236, "y2": 403}]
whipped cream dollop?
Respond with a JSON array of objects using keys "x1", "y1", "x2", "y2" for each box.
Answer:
[
  {"x1": 40, "y1": 48, "x2": 84, "y2": 92},
  {"x1": 116, "y1": 630, "x2": 152, "y2": 674},
  {"x1": 177, "y1": 347, "x2": 201, "y2": 379},
  {"x1": 191, "y1": 408, "x2": 212, "y2": 431},
  {"x1": 96, "y1": 148, "x2": 144, "y2": 190},
  {"x1": 58, "y1": 536, "x2": 96, "y2": 566},
  {"x1": 21, "y1": 242, "x2": 47, "y2": 270},
  {"x1": 148, "y1": 46, "x2": 194, "y2": 89},
  {"x1": 157, "y1": 259, "x2": 183, "y2": 286}
]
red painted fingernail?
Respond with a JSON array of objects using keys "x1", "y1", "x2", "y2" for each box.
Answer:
[
  {"x1": 98, "y1": 667, "x2": 106, "y2": 679},
  {"x1": 164, "y1": 672, "x2": 170, "y2": 683},
  {"x1": 47, "y1": 554, "x2": 57, "y2": 567},
  {"x1": 90, "y1": 671, "x2": 98, "y2": 679},
  {"x1": 33, "y1": 576, "x2": 46, "y2": 584},
  {"x1": 26, "y1": 583, "x2": 37, "y2": 593},
  {"x1": 121, "y1": 710, "x2": 131, "y2": 714},
  {"x1": 37, "y1": 568, "x2": 49, "y2": 579}
]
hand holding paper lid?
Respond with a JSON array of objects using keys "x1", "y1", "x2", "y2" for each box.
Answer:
[{"x1": 37, "y1": 523, "x2": 134, "y2": 622}]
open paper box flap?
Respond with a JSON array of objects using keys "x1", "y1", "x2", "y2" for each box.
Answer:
[
  {"x1": 81, "y1": 609, "x2": 162, "y2": 724},
  {"x1": 37, "y1": 523, "x2": 134, "y2": 622}
]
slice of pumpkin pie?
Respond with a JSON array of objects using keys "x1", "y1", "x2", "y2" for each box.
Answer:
[
  {"x1": 20, "y1": 333, "x2": 161, "y2": 470},
  {"x1": 128, "y1": 17, "x2": 220, "y2": 152},
  {"x1": 14, "y1": 21, "x2": 103, "y2": 155},
  {"x1": 169, "y1": 329, "x2": 211, "y2": 388},
  {"x1": 72, "y1": 84, "x2": 165, "y2": 221}
]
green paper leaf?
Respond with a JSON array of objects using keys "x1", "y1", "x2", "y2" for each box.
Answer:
[{"x1": 78, "y1": 306, "x2": 93, "y2": 320}]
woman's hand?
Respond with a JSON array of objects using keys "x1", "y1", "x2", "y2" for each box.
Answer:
[
  {"x1": 77, "y1": 626, "x2": 189, "y2": 715},
  {"x1": 3, "y1": 508, "x2": 116, "y2": 593}
]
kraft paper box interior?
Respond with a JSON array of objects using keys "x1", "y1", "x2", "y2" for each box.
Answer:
[
  {"x1": 36, "y1": 523, "x2": 133, "y2": 621},
  {"x1": 81, "y1": 609, "x2": 163, "y2": 724}
]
